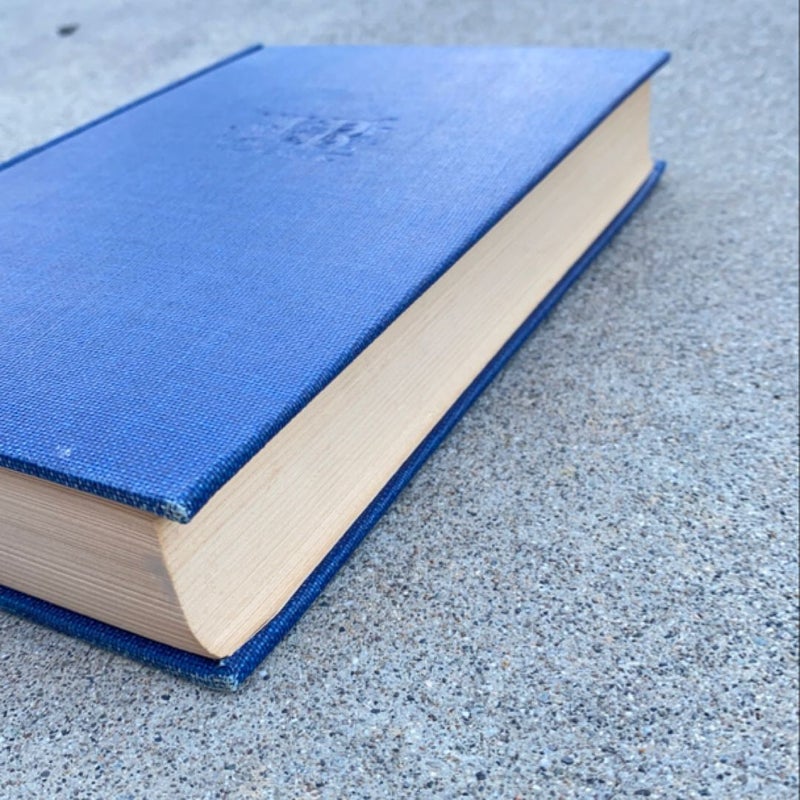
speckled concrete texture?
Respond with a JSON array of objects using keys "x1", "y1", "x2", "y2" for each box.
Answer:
[{"x1": 1, "y1": 1, "x2": 797, "y2": 798}]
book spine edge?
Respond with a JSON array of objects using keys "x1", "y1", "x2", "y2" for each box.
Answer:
[{"x1": 0, "y1": 44, "x2": 264, "y2": 174}]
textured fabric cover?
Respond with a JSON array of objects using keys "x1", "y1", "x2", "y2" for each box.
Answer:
[
  {"x1": 0, "y1": 163, "x2": 666, "y2": 688},
  {"x1": 0, "y1": 45, "x2": 668, "y2": 522}
]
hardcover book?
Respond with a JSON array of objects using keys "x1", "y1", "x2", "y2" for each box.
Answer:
[{"x1": 0, "y1": 45, "x2": 668, "y2": 689}]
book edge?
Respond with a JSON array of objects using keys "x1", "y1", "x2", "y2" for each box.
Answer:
[
  {"x1": 0, "y1": 161, "x2": 666, "y2": 690},
  {"x1": 0, "y1": 44, "x2": 264, "y2": 174}
]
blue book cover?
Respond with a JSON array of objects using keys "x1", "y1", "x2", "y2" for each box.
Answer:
[{"x1": 0, "y1": 45, "x2": 668, "y2": 688}]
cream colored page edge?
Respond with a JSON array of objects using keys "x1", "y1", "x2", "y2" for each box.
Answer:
[{"x1": 160, "y1": 83, "x2": 654, "y2": 656}]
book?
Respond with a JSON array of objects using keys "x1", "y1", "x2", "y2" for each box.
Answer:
[{"x1": 0, "y1": 45, "x2": 668, "y2": 689}]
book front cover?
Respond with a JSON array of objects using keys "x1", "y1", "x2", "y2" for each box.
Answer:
[{"x1": 0, "y1": 46, "x2": 667, "y2": 521}]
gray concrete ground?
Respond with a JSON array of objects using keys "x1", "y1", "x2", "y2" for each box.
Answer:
[{"x1": 0, "y1": 1, "x2": 797, "y2": 798}]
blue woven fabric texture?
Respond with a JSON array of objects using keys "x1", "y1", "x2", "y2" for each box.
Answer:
[
  {"x1": 0, "y1": 46, "x2": 668, "y2": 521},
  {"x1": 0, "y1": 163, "x2": 666, "y2": 689}
]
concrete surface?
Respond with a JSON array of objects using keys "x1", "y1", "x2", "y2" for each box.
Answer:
[{"x1": 0, "y1": 1, "x2": 797, "y2": 798}]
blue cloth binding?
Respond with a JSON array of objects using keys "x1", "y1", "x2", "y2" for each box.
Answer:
[{"x1": 0, "y1": 45, "x2": 669, "y2": 522}]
